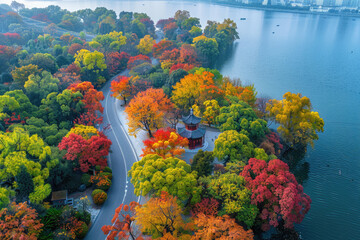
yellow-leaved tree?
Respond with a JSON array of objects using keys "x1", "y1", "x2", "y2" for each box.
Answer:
[
  {"x1": 171, "y1": 71, "x2": 215, "y2": 111},
  {"x1": 137, "y1": 35, "x2": 155, "y2": 55},
  {"x1": 266, "y1": 92, "x2": 324, "y2": 148},
  {"x1": 135, "y1": 192, "x2": 193, "y2": 239},
  {"x1": 66, "y1": 124, "x2": 99, "y2": 140},
  {"x1": 203, "y1": 99, "x2": 220, "y2": 127}
]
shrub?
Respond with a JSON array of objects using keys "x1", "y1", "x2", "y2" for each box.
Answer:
[
  {"x1": 103, "y1": 166, "x2": 112, "y2": 173},
  {"x1": 81, "y1": 174, "x2": 92, "y2": 187},
  {"x1": 93, "y1": 191, "x2": 107, "y2": 205},
  {"x1": 99, "y1": 171, "x2": 112, "y2": 180},
  {"x1": 75, "y1": 221, "x2": 88, "y2": 239},
  {"x1": 76, "y1": 211, "x2": 91, "y2": 225},
  {"x1": 42, "y1": 208, "x2": 62, "y2": 230},
  {"x1": 97, "y1": 179, "x2": 112, "y2": 191},
  {"x1": 91, "y1": 171, "x2": 112, "y2": 191},
  {"x1": 91, "y1": 189, "x2": 104, "y2": 198}
]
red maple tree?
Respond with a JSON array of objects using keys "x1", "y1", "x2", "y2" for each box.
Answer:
[
  {"x1": 58, "y1": 132, "x2": 112, "y2": 172},
  {"x1": 106, "y1": 52, "x2": 130, "y2": 76},
  {"x1": 152, "y1": 40, "x2": 175, "y2": 58},
  {"x1": 240, "y1": 158, "x2": 312, "y2": 231},
  {"x1": 191, "y1": 198, "x2": 219, "y2": 217},
  {"x1": 169, "y1": 63, "x2": 195, "y2": 73}
]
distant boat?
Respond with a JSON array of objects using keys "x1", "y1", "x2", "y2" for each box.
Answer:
[
  {"x1": 240, "y1": 18, "x2": 246, "y2": 20},
  {"x1": 276, "y1": 24, "x2": 280, "y2": 26},
  {"x1": 272, "y1": 31, "x2": 275, "y2": 34}
]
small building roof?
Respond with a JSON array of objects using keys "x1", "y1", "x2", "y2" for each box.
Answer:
[
  {"x1": 182, "y1": 108, "x2": 201, "y2": 125},
  {"x1": 178, "y1": 127, "x2": 206, "y2": 139},
  {"x1": 51, "y1": 190, "x2": 67, "y2": 201}
]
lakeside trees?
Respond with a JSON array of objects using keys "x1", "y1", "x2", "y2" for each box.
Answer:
[{"x1": 267, "y1": 92, "x2": 324, "y2": 149}]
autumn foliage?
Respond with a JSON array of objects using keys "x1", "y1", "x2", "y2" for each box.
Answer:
[
  {"x1": 125, "y1": 88, "x2": 173, "y2": 137},
  {"x1": 153, "y1": 40, "x2": 175, "y2": 58},
  {"x1": 102, "y1": 202, "x2": 143, "y2": 240},
  {"x1": 106, "y1": 52, "x2": 130, "y2": 75},
  {"x1": 0, "y1": 202, "x2": 43, "y2": 240},
  {"x1": 54, "y1": 68, "x2": 81, "y2": 90},
  {"x1": 69, "y1": 81, "x2": 104, "y2": 115},
  {"x1": 170, "y1": 63, "x2": 195, "y2": 73},
  {"x1": 171, "y1": 71, "x2": 216, "y2": 110},
  {"x1": 191, "y1": 198, "x2": 219, "y2": 217},
  {"x1": 58, "y1": 131, "x2": 112, "y2": 172},
  {"x1": 192, "y1": 213, "x2": 254, "y2": 240},
  {"x1": 134, "y1": 192, "x2": 193, "y2": 239},
  {"x1": 110, "y1": 75, "x2": 139, "y2": 105},
  {"x1": 241, "y1": 158, "x2": 312, "y2": 231},
  {"x1": 141, "y1": 128, "x2": 188, "y2": 158},
  {"x1": 127, "y1": 54, "x2": 151, "y2": 69},
  {"x1": 266, "y1": 92, "x2": 324, "y2": 148}
]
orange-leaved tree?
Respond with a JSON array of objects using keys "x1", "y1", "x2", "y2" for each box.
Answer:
[
  {"x1": 69, "y1": 81, "x2": 104, "y2": 115},
  {"x1": 171, "y1": 71, "x2": 215, "y2": 111},
  {"x1": 102, "y1": 201, "x2": 144, "y2": 240},
  {"x1": 192, "y1": 213, "x2": 254, "y2": 240},
  {"x1": 134, "y1": 192, "x2": 193, "y2": 239},
  {"x1": 125, "y1": 88, "x2": 173, "y2": 138},
  {"x1": 141, "y1": 128, "x2": 188, "y2": 158},
  {"x1": 0, "y1": 202, "x2": 43, "y2": 240},
  {"x1": 110, "y1": 75, "x2": 139, "y2": 105}
]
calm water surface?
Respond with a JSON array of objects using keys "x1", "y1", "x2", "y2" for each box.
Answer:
[{"x1": 4, "y1": 0, "x2": 360, "y2": 239}]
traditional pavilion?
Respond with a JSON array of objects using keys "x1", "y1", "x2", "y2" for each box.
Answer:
[{"x1": 178, "y1": 109, "x2": 206, "y2": 150}]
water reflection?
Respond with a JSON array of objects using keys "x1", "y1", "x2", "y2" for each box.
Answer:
[{"x1": 282, "y1": 147, "x2": 309, "y2": 185}]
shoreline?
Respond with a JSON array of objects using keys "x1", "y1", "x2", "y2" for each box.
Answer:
[{"x1": 184, "y1": 0, "x2": 360, "y2": 18}]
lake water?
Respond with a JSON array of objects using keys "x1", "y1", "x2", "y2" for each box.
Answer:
[{"x1": 4, "y1": 0, "x2": 360, "y2": 239}]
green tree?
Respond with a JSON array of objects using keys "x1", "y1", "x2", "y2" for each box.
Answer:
[
  {"x1": 217, "y1": 102, "x2": 268, "y2": 143},
  {"x1": 0, "y1": 128, "x2": 53, "y2": 203},
  {"x1": 24, "y1": 71, "x2": 59, "y2": 105},
  {"x1": 11, "y1": 64, "x2": 42, "y2": 88},
  {"x1": 0, "y1": 187, "x2": 14, "y2": 209},
  {"x1": 36, "y1": 89, "x2": 84, "y2": 125},
  {"x1": 92, "y1": 31, "x2": 127, "y2": 52},
  {"x1": 191, "y1": 150, "x2": 214, "y2": 177},
  {"x1": 200, "y1": 172, "x2": 258, "y2": 228},
  {"x1": 0, "y1": 95, "x2": 20, "y2": 121},
  {"x1": 16, "y1": 165, "x2": 34, "y2": 202},
  {"x1": 192, "y1": 35, "x2": 219, "y2": 67},
  {"x1": 128, "y1": 154, "x2": 201, "y2": 204},
  {"x1": 4, "y1": 90, "x2": 37, "y2": 118},
  {"x1": 213, "y1": 130, "x2": 255, "y2": 164},
  {"x1": 22, "y1": 53, "x2": 58, "y2": 74}
]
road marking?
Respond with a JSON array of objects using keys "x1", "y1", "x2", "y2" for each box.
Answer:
[
  {"x1": 105, "y1": 91, "x2": 128, "y2": 205},
  {"x1": 104, "y1": 89, "x2": 141, "y2": 239},
  {"x1": 111, "y1": 96, "x2": 141, "y2": 203}
]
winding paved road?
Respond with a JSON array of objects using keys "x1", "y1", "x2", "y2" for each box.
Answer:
[{"x1": 85, "y1": 72, "x2": 140, "y2": 240}]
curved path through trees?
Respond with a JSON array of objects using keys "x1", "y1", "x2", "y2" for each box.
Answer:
[{"x1": 85, "y1": 72, "x2": 140, "y2": 240}]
